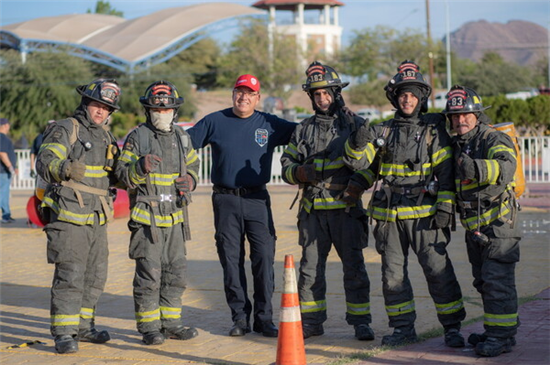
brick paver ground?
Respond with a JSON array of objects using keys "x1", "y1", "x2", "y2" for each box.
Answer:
[{"x1": 1, "y1": 185, "x2": 549, "y2": 364}]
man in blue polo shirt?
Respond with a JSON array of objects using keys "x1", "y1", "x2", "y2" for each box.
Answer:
[
  {"x1": 0, "y1": 118, "x2": 18, "y2": 224},
  {"x1": 188, "y1": 74, "x2": 296, "y2": 338}
]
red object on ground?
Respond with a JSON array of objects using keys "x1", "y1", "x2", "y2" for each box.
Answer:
[
  {"x1": 113, "y1": 188, "x2": 130, "y2": 219},
  {"x1": 26, "y1": 195, "x2": 47, "y2": 228}
]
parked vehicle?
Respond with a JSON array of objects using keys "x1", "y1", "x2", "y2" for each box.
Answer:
[
  {"x1": 428, "y1": 91, "x2": 448, "y2": 110},
  {"x1": 357, "y1": 108, "x2": 381, "y2": 122}
]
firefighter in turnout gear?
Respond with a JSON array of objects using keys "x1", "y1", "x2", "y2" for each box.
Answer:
[
  {"x1": 445, "y1": 85, "x2": 520, "y2": 357},
  {"x1": 37, "y1": 79, "x2": 122, "y2": 354},
  {"x1": 115, "y1": 81, "x2": 200, "y2": 346},
  {"x1": 344, "y1": 60, "x2": 466, "y2": 347},
  {"x1": 280, "y1": 61, "x2": 375, "y2": 341}
]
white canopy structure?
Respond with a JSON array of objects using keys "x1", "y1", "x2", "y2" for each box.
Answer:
[{"x1": 0, "y1": 3, "x2": 265, "y2": 74}]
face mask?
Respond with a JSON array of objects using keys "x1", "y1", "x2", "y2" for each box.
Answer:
[{"x1": 150, "y1": 110, "x2": 174, "y2": 132}]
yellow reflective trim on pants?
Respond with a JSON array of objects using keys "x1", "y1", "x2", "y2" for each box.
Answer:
[
  {"x1": 51, "y1": 314, "x2": 80, "y2": 326},
  {"x1": 80, "y1": 307, "x2": 95, "y2": 319},
  {"x1": 160, "y1": 306, "x2": 182, "y2": 319},
  {"x1": 484, "y1": 312, "x2": 518, "y2": 327},
  {"x1": 136, "y1": 308, "x2": 160, "y2": 323},
  {"x1": 300, "y1": 299, "x2": 327, "y2": 313},
  {"x1": 434, "y1": 298, "x2": 464, "y2": 315},
  {"x1": 386, "y1": 300, "x2": 415, "y2": 317},
  {"x1": 347, "y1": 302, "x2": 371, "y2": 315}
]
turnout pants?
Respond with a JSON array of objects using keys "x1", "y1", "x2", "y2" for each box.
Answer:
[
  {"x1": 46, "y1": 217, "x2": 108, "y2": 337},
  {"x1": 373, "y1": 216, "x2": 466, "y2": 329},
  {"x1": 298, "y1": 208, "x2": 372, "y2": 326},
  {"x1": 129, "y1": 221, "x2": 188, "y2": 334},
  {"x1": 212, "y1": 190, "x2": 276, "y2": 324},
  {"x1": 466, "y1": 221, "x2": 520, "y2": 339}
]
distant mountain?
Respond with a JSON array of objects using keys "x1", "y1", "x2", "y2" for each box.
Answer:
[{"x1": 445, "y1": 20, "x2": 548, "y2": 66}]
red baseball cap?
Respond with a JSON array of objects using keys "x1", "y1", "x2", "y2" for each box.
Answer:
[{"x1": 234, "y1": 74, "x2": 260, "y2": 92}]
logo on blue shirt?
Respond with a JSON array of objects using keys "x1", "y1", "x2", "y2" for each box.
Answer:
[{"x1": 255, "y1": 128, "x2": 268, "y2": 147}]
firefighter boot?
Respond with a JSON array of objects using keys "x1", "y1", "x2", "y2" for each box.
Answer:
[
  {"x1": 55, "y1": 335, "x2": 78, "y2": 354},
  {"x1": 78, "y1": 328, "x2": 110, "y2": 343},
  {"x1": 161, "y1": 325, "x2": 199, "y2": 340},
  {"x1": 354, "y1": 324, "x2": 375, "y2": 341},
  {"x1": 302, "y1": 324, "x2": 324, "y2": 339},
  {"x1": 381, "y1": 326, "x2": 418, "y2": 346},
  {"x1": 142, "y1": 331, "x2": 165, "y2": 346},
  {"x1": 468, "y1": 333, "x2": 517, "y2": 347},
  {"x1": 444, "y1": 327, "x2": 465, "y2": 348},
  {"x1": 475, "y1": 337, "x2": 513, "y2": 357}
]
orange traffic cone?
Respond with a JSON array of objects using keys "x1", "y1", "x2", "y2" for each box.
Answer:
[{"x1": 276, "y1": 254, "x2": 306, "y2": 365}]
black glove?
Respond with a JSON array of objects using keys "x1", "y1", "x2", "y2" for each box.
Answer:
[
  {"x1": 458, "y1": 152, "x2": 477, "y2": 180},
  {"x1": 175, "y1": 174, "x2": 195, "y2": 193},
  {"x1": 342, "y1": 181, "x2": 364, "y2": 205},
  {"x1": 433, "y1": 210, "x2": 452, "y2": 229},
  {"x1": 30, "y1": 169, "x2": 37, "y2": 179},
  {"x1": 351, "y1": 123, "x2": 371, "y2": 150},
  {"x1": 64, "y1": 160, "x2": 86, "y2": 182},
  {"x1": 138, "y1": 154, "x2": 162, "y2": 176},
  {"x1": 295, "y1": 164, "x2": 316, "y2": 183}
]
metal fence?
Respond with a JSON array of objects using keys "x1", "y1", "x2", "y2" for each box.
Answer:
[{"x1": 10, "y1": 137, "x2": 550, "y2": 190}]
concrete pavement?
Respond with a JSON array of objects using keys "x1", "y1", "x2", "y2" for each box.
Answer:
[{"x1": 1, "y1": 185, "x2": 549, "y2": 365}]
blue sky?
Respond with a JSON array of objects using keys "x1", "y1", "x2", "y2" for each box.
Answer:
[{"x1": 1, "y1": 0, "x2": 548, "y2": 46}]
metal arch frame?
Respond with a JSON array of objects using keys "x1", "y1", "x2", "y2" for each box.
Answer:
[{"x1": 0, "y1": 13, "x2": 266, "y2": 74}]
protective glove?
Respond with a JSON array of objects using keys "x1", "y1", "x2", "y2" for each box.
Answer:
[
  {"x1": 137, "y1": 154, "x2": 162, "y2": 176},
  {"x1": 342, "y1": 181, "x2": 365, "y2": 205},
  {"x1": 295, "y1": 164, "x2": 316, "y2": 183},
  {"x1": 458, "y1": 152, "x2": 477, "y2": 180},
  {"x1": 351, "y1": 123, "x2": 372, "y2": 150},
  {"x1": 64, "y1": 160, "x2": 86, "y2": 182},
  {"x1": 30, "y1": 169, "x2": 37, "y2": 179},
  {"x1": 175, "y1": 174, "x2": 195, "y2": 193},
  {"x1": 433, "y1": 209, "x2": 452, "y2": 229}
]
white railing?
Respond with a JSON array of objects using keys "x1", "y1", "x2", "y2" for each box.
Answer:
[{"x1": 10, "y1": 137, "x2": 550, "y2": 190}]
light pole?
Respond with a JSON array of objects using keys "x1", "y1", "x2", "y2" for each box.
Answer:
[
  {"x1": 425, "y1": 0, "x2": 436, "y2": 106},
  {"x1": 445, "y1": 0, "x2": 452, "y2": 89}
]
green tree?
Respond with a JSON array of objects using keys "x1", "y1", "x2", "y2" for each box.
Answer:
[
  {"x1": 337, "y1": 26, "x2": 445, "y2": 106},
  {"x1": 0, "y1": 49, "x2": 94, "y2": 141},
  {"x1": 172, "y1": 37, "x2": 222, "y2": 90},
  {"x1": 217, "y1": 18, "x2": 302, "y2": 100},
  {"x1": 453, "y1": 52, "x2": 534, "y2": 96},
  {"x1": 87, "y1": 0, "x2": 123, "y2": 17}
]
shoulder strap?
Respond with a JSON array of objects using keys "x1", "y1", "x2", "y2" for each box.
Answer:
[
  {"x1": 138, "y1": 124, "x2": 152, "y2": 156},
  {"x1": 68, "y1": 117, "x2": 80, "y2": 146},
  {"x1": 174, "y1": 125, "x2": 189, "y2": 175},
  {"x1": 174, "y1": 125, "x2": 190, "y2": 149}
]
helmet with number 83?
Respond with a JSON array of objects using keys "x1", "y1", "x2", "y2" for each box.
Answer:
[{"x1": 443, "y1": 85, "x2": 490, "y2": 116}]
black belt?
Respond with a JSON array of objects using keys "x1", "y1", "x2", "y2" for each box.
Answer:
[
  {"x1": 388, "y1": 185, "x2": 425, "y2": 195},
  {"x1": 213, "y1": 185, "x2": 265, "y2": 197}
]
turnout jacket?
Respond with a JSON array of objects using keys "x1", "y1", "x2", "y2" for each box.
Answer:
[
  {"x1": 453, "y1": 123, "x2": 517, "y2": 231},
  {"x1": 281, "y1": 111, "x2": 369, "y2": 213},
  {"x1": 115, "y1": 123, "x2": 199, "y2": 228},
  {"x1": 344, "y1": 113, "x2": 455, "y2": 222},
  {"x1": 37, "y1": 107, "x2": 119, "y2": 225}
]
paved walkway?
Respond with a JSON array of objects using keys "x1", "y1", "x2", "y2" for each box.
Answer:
[{"x1": 1, "y1": 184, "x2": 549, "y2": 365}]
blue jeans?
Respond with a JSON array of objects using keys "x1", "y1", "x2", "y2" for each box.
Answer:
[{"x1": 0, "y1": 172, "x2": 12, "y2": 220}]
